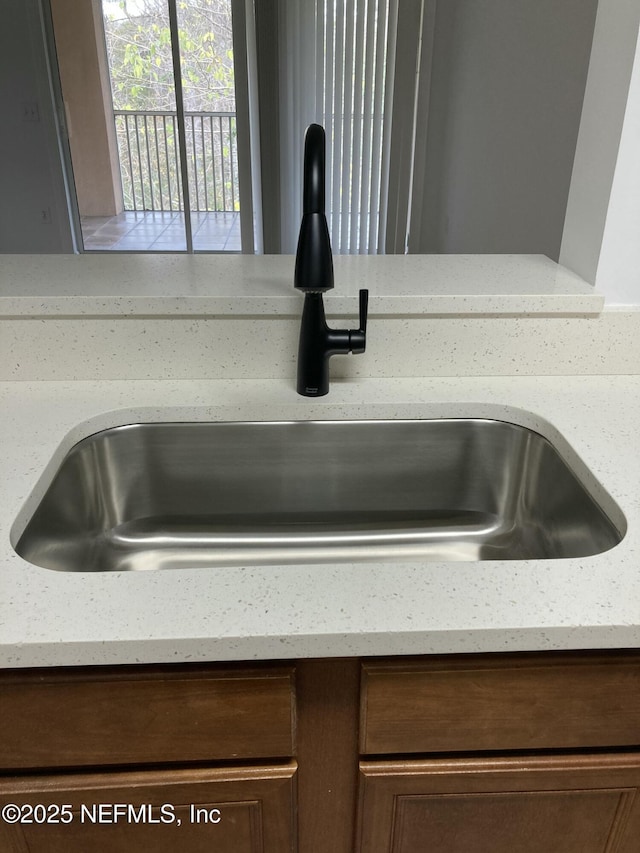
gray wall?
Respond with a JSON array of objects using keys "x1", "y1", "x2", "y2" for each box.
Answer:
[
  {"x1": 416, "y1": 0, "x2": 599, "y2": 258},
  {"x1": 0, "y1": 0, "x2": 73, "y2": 253},
  {"x1": 561, "y1": 0, "x2": 640, "y2": 290}
]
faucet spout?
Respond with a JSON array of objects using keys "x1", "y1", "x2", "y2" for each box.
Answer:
[
  {"x1": 302, "y1": 123, "x2": 326, "y2": 215},
  {"x1": 294, "y1": 124, "x2": 334, "y2": 293}
]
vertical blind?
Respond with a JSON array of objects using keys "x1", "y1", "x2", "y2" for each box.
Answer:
[{"x1": 278, "y1": 0, "x2": 398, "y2": 254}]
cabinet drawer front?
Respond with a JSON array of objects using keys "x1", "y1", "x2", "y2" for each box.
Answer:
[
  {"x1": 361, "y1": 654, "x2": 640, "y2": 755},
  {"x1": 0, "y1": 665, "x2": 295, "y2": 770}
]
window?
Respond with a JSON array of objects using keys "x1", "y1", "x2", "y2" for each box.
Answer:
[
  {"x1": 46, "y1": 0, "x2": 425, "y2": 254},
  {"x1": 49, "y1": 0, "x2": 245, "y2": 252}
]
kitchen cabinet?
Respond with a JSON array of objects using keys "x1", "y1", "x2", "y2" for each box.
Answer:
[
  {"x1": 357, "y1": 653, "x2": 640, "y2": 853},
  {"x1": 357, "y1": 755, "x2": 640, "y2": 853},
  {"x1": 1, "y1": 652, "x2": 640, "y2": 852},
  {"x1": 0, "y1": 663, "x2": 297, "y2": 852},
  {"x1": 0, "y1": 765, "x2": 296, "y2": 852}
]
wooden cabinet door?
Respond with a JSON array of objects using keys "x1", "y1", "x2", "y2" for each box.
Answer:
[
  {"x1": 0, "y1": 763, "x2": 296, "y2": 852},
  {"x1": 358, "y1": 754, "x2": 640, "y2": 853}
]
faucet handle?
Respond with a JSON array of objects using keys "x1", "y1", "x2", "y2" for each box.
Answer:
[{"x1": 349, "y1": 289, "x2": 368, "y2": 354}]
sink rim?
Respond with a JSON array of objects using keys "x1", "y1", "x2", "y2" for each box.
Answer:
[{"x1": 11, "y1": 416, "x2": 627, "y2": 570}]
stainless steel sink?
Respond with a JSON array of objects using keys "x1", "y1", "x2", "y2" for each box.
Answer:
[{"x1": 14, "y1": 420, "x2": 624, "y2": 572}]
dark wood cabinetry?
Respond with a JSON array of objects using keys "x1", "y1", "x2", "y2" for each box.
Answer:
[
  {"x1": 0, "y1": 664, "x2": 295, "y2": 770},
  {"x1": 357, "y1": 652, "x2": 640, "y2": 853},
  {"x1": 0, "y1": 663, "x2": 297, "y2": 852},
  {"x1": 1, "y1": 651, "x2": 640, "y2": 852},
  {"x1": 360, "y1": 653, "x2": 640, "y2": 754},
  {"x1": 0, "y1": 765, "x2": 296, "y2": 852},
  {"x1": 358, "y1": 755, "x2": 640, "y2": 853}
]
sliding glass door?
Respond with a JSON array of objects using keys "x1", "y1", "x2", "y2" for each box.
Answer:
[{"x1": 48, "y1": 0, "x2": 245, "y2": 253}]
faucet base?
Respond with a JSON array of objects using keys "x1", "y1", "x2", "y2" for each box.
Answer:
[
  {"x1": 296, "y1": 291, "x2": 368, "y2": 397},
  {"x1": 296, "y1": 293, "x2": 347, "y2": 397},
  {"x1": 297, "y1": 385, "x2": 329, "y2": 398}
]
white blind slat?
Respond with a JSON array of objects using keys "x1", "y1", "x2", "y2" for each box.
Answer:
[
  {"x1": 331, "y1": 0, "x2": 345, "y2": 245},
  {"x1": 360, "y1": 0, "x2": 377, "y2": 253},
  {"x1": 339, "y1": 2, "x2": 354, "y2": 251},
  {"x1": 370, "y1": 0, "x2": 389, "y2": 253},
  {"x1": 323, "y1": 0, "x2": 335, "y2": 232},
  {"x1": 350, "y1": 0, "x2": 367, "y2": 253}
]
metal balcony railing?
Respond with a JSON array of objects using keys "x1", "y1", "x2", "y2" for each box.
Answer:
[{"x1": 114, "y1": 111, "x2": 239, "y2": 213}]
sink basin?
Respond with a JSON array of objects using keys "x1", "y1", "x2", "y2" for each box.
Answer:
[{"x1": 14, "y1": 419, "x2": 624, "y2": 572}]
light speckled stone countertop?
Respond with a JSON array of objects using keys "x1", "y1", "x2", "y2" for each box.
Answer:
[
  {"x1": 1, "y1": 375, "x2": 639, "y2": 668},
  {"x1": 0, "y1": 254, "x2": 602, "y2": 316}
]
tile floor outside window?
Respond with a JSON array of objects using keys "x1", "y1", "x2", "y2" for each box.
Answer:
[{"x1": 81, "y1": 211, "x2": 241, "y2": 252}]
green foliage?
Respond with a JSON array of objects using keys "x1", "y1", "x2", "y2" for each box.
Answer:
[{"x1": 103, "y1": 0, "x2": 235, "y2": 112}]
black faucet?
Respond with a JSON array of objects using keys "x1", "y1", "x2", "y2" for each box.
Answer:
[{"x1": 294, "y1": 123, "x2": 368, "y2": 397}]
